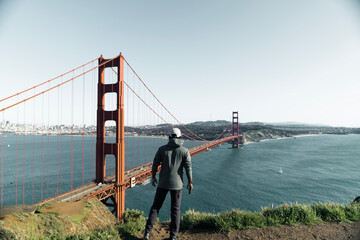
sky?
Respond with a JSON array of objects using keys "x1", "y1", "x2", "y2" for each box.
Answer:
[{"x1": 0, "y1": 0, "x2": 360, "y2": 127}]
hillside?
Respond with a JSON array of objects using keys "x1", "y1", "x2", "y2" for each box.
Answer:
[
  {"x1": 2, "y1": 200, "x2": 360, "y2": 239},
  {"x1": 120, "y1": 121, "x2": 360, "y2": 141},
  {"x1": 0, "y1": 198, "x2": 117, "y2": 239}
]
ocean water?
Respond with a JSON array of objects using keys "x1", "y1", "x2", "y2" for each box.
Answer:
[
  {"x1": 0, "y1": 134, "x2": 196, "y2": 206},
  {"x1": 126, "y1": 134, "x2": 360, "y2": 220},
  {"x1": 1, "y1": 134, "x2": 360, "y2": 221}
]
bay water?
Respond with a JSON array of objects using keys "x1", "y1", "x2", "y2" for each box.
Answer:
[
  {"x1": 127, "y1": 134, "x2": 360, "y2": 220},
  {"x1": 1, "y1": 134, "x2": 360, "y2": 221}
]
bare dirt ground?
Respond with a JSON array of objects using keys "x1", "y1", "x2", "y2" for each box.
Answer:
[
  {"x1": 147, "y1": 221, "x2": 360, "y2": 240},
  {"x1": 41, "y1": 198, "x2": 88, "y2": 216}
]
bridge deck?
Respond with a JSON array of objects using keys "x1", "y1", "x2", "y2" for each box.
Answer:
[{"x1": 38, "y1": 135, "x2": 240, "y2": 205}]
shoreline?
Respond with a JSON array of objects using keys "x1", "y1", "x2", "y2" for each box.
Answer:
[
  {"x1": 244, "y1": 133, "x2": 323, "y2": 144},
  {"x1": 2, "y1": 132, "x2": 169, "y2": 139}
]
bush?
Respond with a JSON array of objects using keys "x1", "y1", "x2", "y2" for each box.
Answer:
[
  {"x1": 181, "y1": 210, "x2": 216, "y2": 230},
  {"x1": 181, "y1": 209, "x2": 266, "y2": 232},
  {"x1": 312, "y1": 203, "x2": 348, "y2": 222},
  {"x1": 117, "y1": 209, "x2": 146, "y2": 240},
  {"x1": 262, "y1": 203, "x2": 321, "y2": 226},
  {"x1": 181, "y1": 202, "x2": 360, "y2": 232},
  {"x1": 344, "y1": 203, "x2": 360, "y2": 221},
  {"x1": 0, "y1": 227, "x2": 16, "y2": 240},
  {"x1": 215, "y1": 210, "x2": 266, "y2": 231}
]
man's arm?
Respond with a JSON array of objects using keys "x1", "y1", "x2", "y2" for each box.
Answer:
[
  {"x1": 183, "y1": 150, "x2": 193, "y2": 192},
  {"x1": 151, "y1": 149, "x2": 161, "y2": 186}
]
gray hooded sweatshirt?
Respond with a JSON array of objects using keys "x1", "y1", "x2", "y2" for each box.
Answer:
[{"x1": 152, "y1": 138, "x2": 192, "y2": 190}]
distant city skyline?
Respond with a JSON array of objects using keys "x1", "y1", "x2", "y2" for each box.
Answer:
[{"x1": 1, "y1": 0, "x2": 360, "y2": 127}]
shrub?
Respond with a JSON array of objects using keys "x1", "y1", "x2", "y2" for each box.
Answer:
[
  {"x1": 215, "y1": 210, "x2": 266, "y2": 231},
  {"x1": 262, "y1": 203, "x2": 321, "y2": 226},
  {"x1": 344, "y1": 202, "x2": 360, "y2": 221},
  {"x1": 0, "y1": 227, "x2": 16, "y2": 240},
  {"x1": 117, "y1": 209, "x2": 146, "y2": 240},
  {"x1": 312, "y1": 203, "x2": 348, "y2": 222},
  {"x1": 181, "y1": 210, "x2": 216, "y2": 230}
]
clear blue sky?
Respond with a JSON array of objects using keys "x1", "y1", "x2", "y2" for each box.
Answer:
[{"x1": 1, "y1": 0, "x2": 360, "y2": 127}]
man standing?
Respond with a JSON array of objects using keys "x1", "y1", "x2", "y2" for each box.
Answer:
[{"x1": 144, "y1": 128, "x2": 193, "y2": 240}]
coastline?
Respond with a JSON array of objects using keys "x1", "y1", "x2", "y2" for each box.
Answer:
[
  {"x1": 2, "y1": 132, "x2": 169, "y2": 139},
  {"x1": 244, "y1": 133, "x2": 322, "y2": 144}
]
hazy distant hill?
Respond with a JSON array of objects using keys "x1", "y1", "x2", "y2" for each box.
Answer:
[
  {"x1": 187, "y1": 120, "x2": 231, "y2": 126},
  {"x1": 265, "y1": 122, "x2": 331, "y2": 128},
  {"x1": 187, "y1": 120, "x2": 331, "y2": 128},
  {"x1": 120, "y1": 120, "x2": 360, "y2": 141}
]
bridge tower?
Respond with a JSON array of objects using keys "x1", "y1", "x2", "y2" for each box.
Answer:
[
  {"x1": 232, "y1": 111, "x2": 239, "y2": 148},
  {"x1": 96, "y1": 54, "x2": 125, "y2": 219}
]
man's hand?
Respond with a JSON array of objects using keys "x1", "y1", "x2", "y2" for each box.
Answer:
[
  {"x1": 187, "y1": 181, "x2": 193, "y2": 194},
  {"x1": 152, "y1": 177, "x2": 157, "y2": 187}
]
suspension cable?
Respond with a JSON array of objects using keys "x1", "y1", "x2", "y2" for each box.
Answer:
[
  {"x1": 0, "y1": 57, "x2": 100, "y2": 103},
  {"x1": 122, "y1": 58, "x2": 214, "y2": 142},
  {"x1": 0, "y1": 55, "x2": 120, "y2": 113},
  {"x1": 112, "y1": 65, "x2": 226, "y2": 142},
  {"x1": 123, "y1": 80, "x2": 205, "y2": 142}
]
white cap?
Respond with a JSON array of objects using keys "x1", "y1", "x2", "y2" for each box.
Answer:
[{"x1": 170, "y1": 128, "x2": 181, "y2": 138}]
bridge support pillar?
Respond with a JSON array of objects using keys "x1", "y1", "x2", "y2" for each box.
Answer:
[
  {"x1": 232, "y1": 111, "x2": 239, "y2": 148},
  {"x1": 96, "y1": 54, "x2": 125, "y2": 219}
]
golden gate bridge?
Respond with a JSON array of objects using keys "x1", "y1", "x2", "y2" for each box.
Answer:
[{"x1": 0, "y1": 54, "x2": 243, "y2": 219}]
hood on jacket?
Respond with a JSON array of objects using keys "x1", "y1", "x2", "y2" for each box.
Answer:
[{"x1": 168, "y1": 138, "x2": 184, "y2": 148}]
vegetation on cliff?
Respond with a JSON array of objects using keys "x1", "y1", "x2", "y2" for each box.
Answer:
[
  {"x1": 0, "y1": 198, "x2": 118, "y2": 239},
  {"x1": 181, "y1": 201, "x2": 360, "y2": 232},
  {"x1": 2, "y1": 199, "x2": 360, "y2": 239}
]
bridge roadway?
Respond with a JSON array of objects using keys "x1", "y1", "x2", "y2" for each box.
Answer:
[{"x1": 38, "y1": 135, "x2": 240, "y2": 205}]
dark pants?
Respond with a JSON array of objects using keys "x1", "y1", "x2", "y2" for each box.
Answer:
[{"x1": 145, "y1": 187, "x2": 183, "y2": 238}]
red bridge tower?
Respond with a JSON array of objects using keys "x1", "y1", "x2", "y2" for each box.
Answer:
[
  {"x1": 232, "y1": 111, "x2": 240, "y2": 148},
  {"x1": 96, "y1": 54, "x2": 125, "y2": 219}
]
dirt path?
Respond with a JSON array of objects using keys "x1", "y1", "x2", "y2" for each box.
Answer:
[
  {"x1": 41, "y1": 198, "x2": 88, "y2": 216},
  {"x1": 148, "y1": 221, "x2": 360, "y2": 240}
]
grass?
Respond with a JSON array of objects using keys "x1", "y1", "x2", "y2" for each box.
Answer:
[
  {"x1": 3, "y1": 202, "x2": 360, "y2": 239},
  {"x1": 62, "y1": 225, "x2": 121, "y2": 240},
  {"x1": 262, "y1": 203, "x2": 321, "y2": 226},
  {"x1": 35, "y1": 203, "x2": 52, "y2": 214},
  {"x1": 0, "y1": 227, "x2": 16, "y2": 240},
  {"x1": 0, "y1": 209, "x2": 144, "y2": 240},
  {"x1": 180, "y1": 202, "x2": 360, "y2": 232},
  {"x1": 58, "y1": 209, "x2": 146, "y2": 240},
  {"x1": 34, "y1": 209, "x2": 145, "y2": 240},
  {"x1": 117, "y1": 209, "x2": 147, "y2": 240}
]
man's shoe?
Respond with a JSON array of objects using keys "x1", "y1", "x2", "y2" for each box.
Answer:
[{"x1": 144, "y1": 232, "x2": 150, "y2": 240}]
